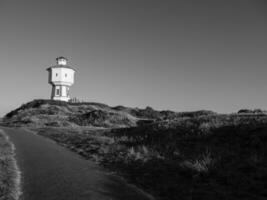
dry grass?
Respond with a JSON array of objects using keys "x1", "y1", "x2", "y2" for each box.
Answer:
[
  {"x1": 36, "y1": 119, "x2": 267, "y2": 200},
  {"x1": 0, "y1": 130, "x2": 21, "y2": 200}
]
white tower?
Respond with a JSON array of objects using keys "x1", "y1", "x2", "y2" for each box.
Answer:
[{"x1": 47, "y1": 57, "x2": 76, "y2": 102}]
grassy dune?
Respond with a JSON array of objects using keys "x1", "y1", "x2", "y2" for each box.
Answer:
[
  {"x1": 0, "y1": 130, "x2": 21, "y2": 200},
  {"x1": 4, "y1": 100, "x2": 267, "y2": 200},
  {"x1": 36, "y1": 114, "x2": 267, "y2": 200}
]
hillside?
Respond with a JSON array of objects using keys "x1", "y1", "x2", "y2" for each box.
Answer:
[
  {"x1": 3, "y1": 100, "x2": 158, "y2": 128},
  {"x1": 3, "y1": 99, "x2": 267, "y2": 200},
  {"x1": 35, "y1": 114, "x2": 267, "y2": 200},
  {"x1": 3, "y1": 99, "x2": 215, "y2": 128}
]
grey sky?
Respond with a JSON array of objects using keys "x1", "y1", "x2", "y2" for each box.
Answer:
[{"x1": 0, "y1": 0, "x2": 267, "y2": 116}]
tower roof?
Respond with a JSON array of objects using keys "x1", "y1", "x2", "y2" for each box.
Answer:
[
  {"x1": 56, "y1": 56, "x2": 68, "y2": 60},
  {"x1": 46, "y1": 65, "x2": 76, "y2": 72},
  {"x1": 46, "y1": 57, "x2": 76, "y2": 71}
]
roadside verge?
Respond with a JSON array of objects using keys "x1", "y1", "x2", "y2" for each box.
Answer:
[{"x1": 0, "y1": 129, "x2": 21, "y2": 200}]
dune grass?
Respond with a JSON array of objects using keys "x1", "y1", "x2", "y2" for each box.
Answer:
[
  {"x1": 36, "y1": 115, "x2": 267, "y2": 200},
  {"x1": 0, "y1": 129, "x2": 21, "y2": 200}
]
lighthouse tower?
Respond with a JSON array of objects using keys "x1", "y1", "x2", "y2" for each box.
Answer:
[{"x1": 47, "y1": 57, "x2": 76, "y2": 102}]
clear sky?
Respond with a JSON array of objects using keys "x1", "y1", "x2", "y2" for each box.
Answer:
[{"x1": 0, "y1": 0, "x2": 267, "y2": 116}]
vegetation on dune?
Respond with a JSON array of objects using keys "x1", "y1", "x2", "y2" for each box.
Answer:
[
  {"x1": 238, "y1": 109, "x2": 267, "y2": 115},
  {"x1": 3, "y1": 99, "x2": 139, "y2": 128},
  {"x1": 36, "y1": 114, "x2": 267, "y2": 200},
  {"x1": 3, "y1": 99, "x2": 217, "y2": 129},
  {"x1": 4, "y1": 99, "x2": 267, "y2": 200},
  {"x1": 68, "y1": 110, "x2": 137, "y2": 127},
  {"x1": 0, "y1": 130, "x2": 21, "y2": 200}
]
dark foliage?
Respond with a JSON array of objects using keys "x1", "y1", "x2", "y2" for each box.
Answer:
[
  {"x1": 238, "y1": 109, "x2": 267, "y2": 115},
  {"x1": 5, "y1": 99, "x2": 67, "y2": 118},
  {"x1": 4, "y1": 99, "x2": 110, "y2": 119},
  {"x1": 4, "y1": 99, "x2": 218, "y2": 128},
  {"x1": 69, "y1": 110, "x2": 136, "y2": 127},
  {"x1": 37, "y1": 114, "x2": 267, "y2": 200}
]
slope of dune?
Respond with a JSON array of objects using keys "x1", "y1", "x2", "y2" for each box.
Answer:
[{"x1": 3, "y1": 99, "x2": 188, "y2": 128}]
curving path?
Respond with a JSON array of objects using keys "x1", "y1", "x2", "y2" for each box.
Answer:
[{"x1": 2, "y1": 127, "x2": 153, "y2": 200}]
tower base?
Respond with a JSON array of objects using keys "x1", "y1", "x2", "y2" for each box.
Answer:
[
  {"x1": 51, "y1": 85, "x2": 70, "y2": 102},
  {"x1": 52, "y1": 96, "x2": 70, "y2": 102}
]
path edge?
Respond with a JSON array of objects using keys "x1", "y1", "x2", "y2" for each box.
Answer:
[{"x1": 0, "y1": 128, "x2": 22, "y2": 200}]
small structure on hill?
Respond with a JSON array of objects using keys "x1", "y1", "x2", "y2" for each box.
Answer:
[{"x1": 47, "y1": 57, "x2": 76, "y2": 102}]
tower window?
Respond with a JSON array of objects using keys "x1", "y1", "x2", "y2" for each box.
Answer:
[
  {"x1": 65, "y1": 74, "x2": 67, "y2": 77},
  {"x1": 56, "y1": 89, "x2": 60, "y2": 95},
  {"x1": 66, "y1": 87, "x2": 70, "y2": 97},
  {"x1": 56, "y1": 73, "x2": 58, "y2": 77}
]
